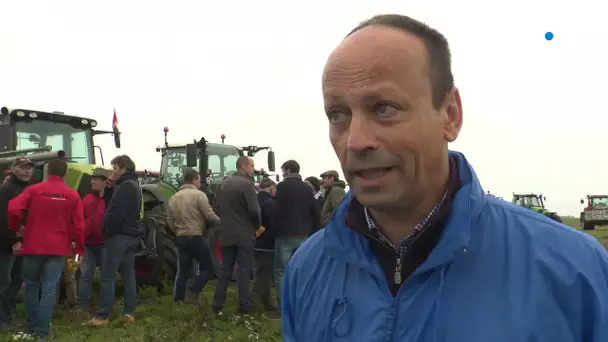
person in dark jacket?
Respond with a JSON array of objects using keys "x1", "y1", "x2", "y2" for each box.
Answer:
[
  {"x1": 253, "y1": 178, "x2": 278, "y2": 313},
  {"x1": 213, "y1": 156, "x2": 260, "y2": 315},
  {"x1": 76, "y1": 168, "x2": 111, "y2": 311},
  {"x1": 87, "y1": 155, "x2": 144, "y2": 327},
  {"x1": 273, "y1": 160, "x2": 320, "y2": 305},
  {"x1": 8, "y1": 158, "x2": 84, "y2": 339},
  {"x1": 305, "y1": 176, "x2": 324, "y2": 212},
  {"x1": 0, "y1": 157, "x2": 32, "y2": 332}
]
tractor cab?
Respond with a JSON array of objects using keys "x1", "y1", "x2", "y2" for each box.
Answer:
[
  {"x1": 512, "y1": 193, "x2": 562, "y2": 223},
  {"x1": 580, "y1": 195, "x2": 608, "y2": 209},
  {"x1": 512, "y1": 193, "x2": 546, "y2": 209},
  {"x1": 0, "y1": 107, "x2": 120, "y2": 193},
  {"x1": 155, "y1": 129, "x2": 275, "y2": 204}
]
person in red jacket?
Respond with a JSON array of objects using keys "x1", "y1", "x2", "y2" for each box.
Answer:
[
  {"x1": 7, "y1": 159, "x2": 84, "y2": 340},
  {"x1": 76, "y1": 168, "x2": 110, "y2": 312}
]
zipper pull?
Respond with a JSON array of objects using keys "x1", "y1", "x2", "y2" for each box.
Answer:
[{"x1": 394, "y1": 257, "x2": 402, "y2": 285}]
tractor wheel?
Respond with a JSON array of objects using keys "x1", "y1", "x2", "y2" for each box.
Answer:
[
  {"x1": 139, "y1": 204, "x2": 178, "y2": 291},
  {"x1": 582, "y1": 220, "x2": 596, "y2": 231}
]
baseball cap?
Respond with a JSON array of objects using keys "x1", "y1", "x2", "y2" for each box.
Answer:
[
  {"x1": 92, "y1": 168, "x2": 111, "y2": 179},
  {"x1": 320, "y1": 170, "x2": 340, "y2": 180},
  {"x1": 11, "y1": 157, "x2": 34, "y2": 168}
]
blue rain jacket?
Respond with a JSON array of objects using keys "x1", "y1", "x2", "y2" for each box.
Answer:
[{"x1": 282, "y1": 151, "x2": 608, "y2": 342}]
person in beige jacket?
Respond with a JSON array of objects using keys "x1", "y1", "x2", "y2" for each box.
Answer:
[{"x1": 167, "y1": 169, "x2": 220, "y2": 304}]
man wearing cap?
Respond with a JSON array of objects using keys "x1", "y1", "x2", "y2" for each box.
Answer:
[
  {"x1": 76, "y1": 168, "x2": 111, "y2": 312},
  {"x1": 319, "y1": 170, "x2": 346, "y2": 226},
  {"x1": 0, "y1": 157, "x2": 33, "y2": 332}
]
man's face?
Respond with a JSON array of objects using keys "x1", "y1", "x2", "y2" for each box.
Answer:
[
  {"x1": 91, "y1": 177, "x2": 106, "y2": 192},
  {"x1": 112, "y1": 164, "x2": 126, "y2": 178},
  {"x1": 322, "y1": 26, "x2": 462, "y2": 209},
  {"x1": 12, "y1": 165, "x2": 33, "y2": 182},
  {"x1": 244, "y1": 158, "x2": 256, "y2": 177},
  {"x1": 321, "y1": 176, "x2": 335, "y2": 188}
]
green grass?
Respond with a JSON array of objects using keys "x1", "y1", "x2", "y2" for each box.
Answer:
[
  {"x1": 0, "y1": 281, "x2": 282, "y2": 342},
  {"x1": 561, "y1": 217, "x2": 608, "y2": 246}
]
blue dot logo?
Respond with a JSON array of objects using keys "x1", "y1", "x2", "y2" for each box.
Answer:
[{"x1": 545, "y1": 32, "x2": 554, "y2": 41}]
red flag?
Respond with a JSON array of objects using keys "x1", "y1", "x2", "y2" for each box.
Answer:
[{"x1": 112, "y1": 108, "x2": 118, "y2": 129}]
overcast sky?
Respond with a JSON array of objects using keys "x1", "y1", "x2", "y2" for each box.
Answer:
[{"x1": 1, "y1": 0, "x2": 606, "y2": 216}]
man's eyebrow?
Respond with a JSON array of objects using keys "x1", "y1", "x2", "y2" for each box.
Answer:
[{"x1": 324, "y1": 95, "x2": 346, "y2": 105}]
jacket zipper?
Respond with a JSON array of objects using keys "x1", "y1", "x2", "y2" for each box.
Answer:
[
  {"x1": 394, "y1": 258, "x2": 402, "y2": 284},
  {"x1": 361, "y1": 230, "x2": 423, "y2": 341}
]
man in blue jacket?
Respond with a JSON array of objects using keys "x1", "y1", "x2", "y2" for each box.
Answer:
[
  {"x1": 87, "y1": 155, "x2": 144, "y2": 327},
  {"x1": 282, "y1": 14, "x2": 608, "y2": 342}
]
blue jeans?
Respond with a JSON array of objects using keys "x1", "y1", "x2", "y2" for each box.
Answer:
[
  {"x1": 213, "y1": 240, "x2": 255, "y2": 313},
  {"x1": 174, "y1": 235, "x2": 214, "y2": 301},
  {"x1": 96, "y1": 235, "x2": 138, "y2": 320},
  {"x1": 173, "y1": 259, "x2": 198, "y2": 299},
  {"x1": 274, "y1": 237, "x2": 305, "y2": 305},
  {"x1": 77, "y1": 245, "x2": 104, "y2": 309},
  {"x1": 0, "y1": 252, "x2": 22, "y2": 325},
  {"x1": 22, "y1": 255, "x2": 66, "y2": 338}
]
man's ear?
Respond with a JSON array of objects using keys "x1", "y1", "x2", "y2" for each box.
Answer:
[{"x1": 443, "y1": 87, "x2": 463, "y2": 142}]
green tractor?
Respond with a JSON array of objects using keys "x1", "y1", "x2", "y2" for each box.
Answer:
[
  {"x1": 0, "y1": 107, "x2": 184, "y2": 290},
  {"x1": 512, "y1": 193, "x2": 562, "y2": 223},
  {"x1": 0, "y1": 107, "x2": 120, "y2": 186},
  {"x1": 579, "y1": 194, "x2": 608, "y2": 231},
  {"x1": 139, "y1": 128, "x2": 276, "y2": 281}
]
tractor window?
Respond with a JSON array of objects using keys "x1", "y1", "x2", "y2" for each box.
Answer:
[
  {"x1": 161, "y1": 146, "x2": 240, "y2": 188},
  {"x1": 524, "y1": 197, "x2": 540, "y2": 207},
  {"x1": 14, "y1": 120, "x2": 94, "y2": 164},
  {"x1": 590, "y1": 197, "x2": 608, "y2": 208},
  {"x1": 207, "y1": 154, "x2": 238, "y2": 180}
]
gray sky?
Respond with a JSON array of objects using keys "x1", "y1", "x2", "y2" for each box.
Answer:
[{"x1": 1, "y1": 0, "x2": 606, "y2": 216}]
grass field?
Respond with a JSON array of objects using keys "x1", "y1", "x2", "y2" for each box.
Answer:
[
  {"x1": 561, "y1": 217, "x2": 608, "y2": 246},
  {"x1": 0, "y1": 281, "x2": 282, "y2": 342},
  {"x1": 0, "y1": 218, "x2": 605, "y2": 341}
]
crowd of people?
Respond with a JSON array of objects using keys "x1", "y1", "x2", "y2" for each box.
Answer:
[
  {"x1": 0, "y1": 151, "x2": 346, "y2": 339},
  {"x1": 168, "y1": 156, "x2": 346, "y2": 315},
  {"x1": 0, "y1": 155, "x2": 146, "y2": 339}
]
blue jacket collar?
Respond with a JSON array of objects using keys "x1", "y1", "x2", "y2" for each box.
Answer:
[{"x1": 322, "y1": 150, "x2": 486, "y2": 274}]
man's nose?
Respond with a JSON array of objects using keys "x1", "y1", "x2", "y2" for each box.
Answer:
[{"x1": 345, "y1": 114, "x2": 379, "y2": 153}]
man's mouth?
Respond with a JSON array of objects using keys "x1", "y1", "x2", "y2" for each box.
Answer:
[{"x1": 353, "y1": 167, "x2": 394, "y2": 179}]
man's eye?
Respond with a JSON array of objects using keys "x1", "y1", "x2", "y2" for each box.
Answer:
[
  {"x1": 327, "y1": 111, "x2": 349, "y2": 124},
  {"x1": 374, "y1": 103, "x2": 399, "y2": 118}
]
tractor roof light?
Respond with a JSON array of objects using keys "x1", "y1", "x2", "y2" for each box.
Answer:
[
  {"x1": 81, "y1": 119, "x2": 88, "y2": 125},
  {"x1": 90, "y1": 120, "x2": 97, "y2": 127},
  {"x1": 29, "y1": 112, "x2": 38, "y2": 118},
  {"x1": 16, "y1": 111, "x2": 25, "y2": 117}
]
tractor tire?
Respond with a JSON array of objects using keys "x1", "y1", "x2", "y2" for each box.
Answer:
[
  {"x1": 140, "y1": 204, "x2": 178, "y2": 291},
  {"x1": 581, "y1": 219, "x2": 596, "y2": 231}
]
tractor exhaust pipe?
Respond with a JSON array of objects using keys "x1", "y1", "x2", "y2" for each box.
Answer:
[{"x1": 0, "y1": 150, "x2": 66, "y2": 166}]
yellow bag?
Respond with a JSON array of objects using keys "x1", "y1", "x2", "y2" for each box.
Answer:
[{"x1": 255, "y1": 226, "x2": 266, "y2": 238}]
